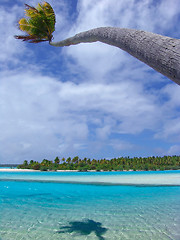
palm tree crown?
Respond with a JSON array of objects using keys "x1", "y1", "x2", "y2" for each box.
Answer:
[{"x1": 15, "y1": 2, "x2": 55, "y2": 43}]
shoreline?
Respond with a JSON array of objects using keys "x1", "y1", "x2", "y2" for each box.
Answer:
[
  {"x1": 0, "y1": 168, "x2": 179, "y2": 172},
  {"x1": 0, "y1": 169, "x2": 83, "y2": 172}
]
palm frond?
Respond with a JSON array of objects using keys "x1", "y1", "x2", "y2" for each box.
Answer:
[
  {"x1": 18, "y1": 18, "x2": 39, "y2": 34},
  {"x1": 25, "y1": 4, "x2": 39, "y2": 18},
  {"x1": 14, "y1": 35, "x2": 48, "y2": 43},
  {"x1": 15, "y1": 2, "x2": 56, "y2": 43}
]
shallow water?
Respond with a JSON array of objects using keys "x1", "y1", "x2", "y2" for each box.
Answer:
[
  {"x1": 0, "y1": 171, "x2": 180, "y2": 240},
  {"x1": 0, "y1": 170, "x2": 180, "y2": 185}
]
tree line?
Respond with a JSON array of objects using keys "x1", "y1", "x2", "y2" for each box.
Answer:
[{"x1": 17, "y1": 155, "x2": 180, "y2": 171}]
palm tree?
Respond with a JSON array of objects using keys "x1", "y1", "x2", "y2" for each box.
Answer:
[
  {"x1": 54, "y1": 156, "x2": 60, "y2": 164},
  {"x1": 15, "y1": 3, "x2": 180, "y2": 85},
  {"x1": 66, "y1": 157, "x2": 72, "y2": 164},
  {"x1": 15, "y1": 2, "x2": 55, "y2": 43}
]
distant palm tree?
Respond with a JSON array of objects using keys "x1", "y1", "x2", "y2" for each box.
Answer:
[
  {"x1": 15, "y1": 2, "x2": 180, "y2": 85},
  {"x1": 15, "y1": 2, "x2": 55, "y2": 43}
]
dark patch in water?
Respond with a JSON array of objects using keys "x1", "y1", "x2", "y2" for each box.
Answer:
[{"x1": 57, "y1": 219, "x2": 108, "y2": 240}]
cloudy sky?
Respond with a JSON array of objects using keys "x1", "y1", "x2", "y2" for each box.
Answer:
[{"x1": 0, "y1": 0, "x2": 180, "y2": 164}]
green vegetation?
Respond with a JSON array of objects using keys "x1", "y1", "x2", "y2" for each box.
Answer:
[
  {"x1": 15, "y1": 2, "x2": 56, "y2": 43},
  {"x1": 17, "y1": 155, "x2": 180, "y2": 171}
]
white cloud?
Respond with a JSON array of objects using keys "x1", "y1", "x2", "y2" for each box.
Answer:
[
  {"x1": 0, "y1": 4, "x2": 28, "y2": 65},
  {"x1": 161, "y1": 84, "x2": 180, "y2": 109},
  {"x1": 0, "y1": 0, "x2": 180, "y2": 163},
  {"x1": 0, "y1": 71, "x2": 89, "y2": 162},
  {"x1": 109, "y1": 139, "x2": 135, "y2": 151},
  {"x1": 154, "y1": 84, "x2": 180, "y2": 142},
  {"x1": 155, "y1": 118, "x2": 180, "y2": 142},
  {"x1": 0, "y1": 69, "x2": 162, "y2": 163},
  {"x1": 167, "y1": 145, "x2": 180, "y2": 155}
]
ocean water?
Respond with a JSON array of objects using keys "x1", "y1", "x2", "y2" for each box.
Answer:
[{"x1": 0, "y1": 171, "x2": 180, "y2": 240}]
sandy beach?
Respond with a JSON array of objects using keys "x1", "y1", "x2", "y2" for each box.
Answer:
[
  {"x1": 0, "y1": 168, "x2": 180, "y2": 186},
  {"x1": 0, "y1": 168, "x2": 41, "y2": 172},
  {"x1": 0, "y1": 169, "x2": 79, "y2": 173}
]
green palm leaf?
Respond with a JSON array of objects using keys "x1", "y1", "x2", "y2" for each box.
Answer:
[{"x1": 15, "y1": 2, "x2": 56, "y2": 43}]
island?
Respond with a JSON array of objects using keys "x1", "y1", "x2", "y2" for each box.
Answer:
[{"x1": 16, "y1": 155, "x2": 180, "y2": 172}]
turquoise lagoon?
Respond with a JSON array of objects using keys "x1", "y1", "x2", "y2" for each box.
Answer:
[{"x1": 0, "y1": 171, "x2": 180, "y2": 240}]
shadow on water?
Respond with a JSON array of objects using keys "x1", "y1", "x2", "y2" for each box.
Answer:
[{"x1": 57, "y1": 219, "x2": 108, "y2": 240}]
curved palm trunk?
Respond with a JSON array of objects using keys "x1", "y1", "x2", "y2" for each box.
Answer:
[{"x1": 50, "y1": 27, "x2": 180, "y2": 85}]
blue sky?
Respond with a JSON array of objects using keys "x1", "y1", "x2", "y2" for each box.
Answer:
[{"x1": 0, "y1": 0, "x2": 180, "y2": 163}]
